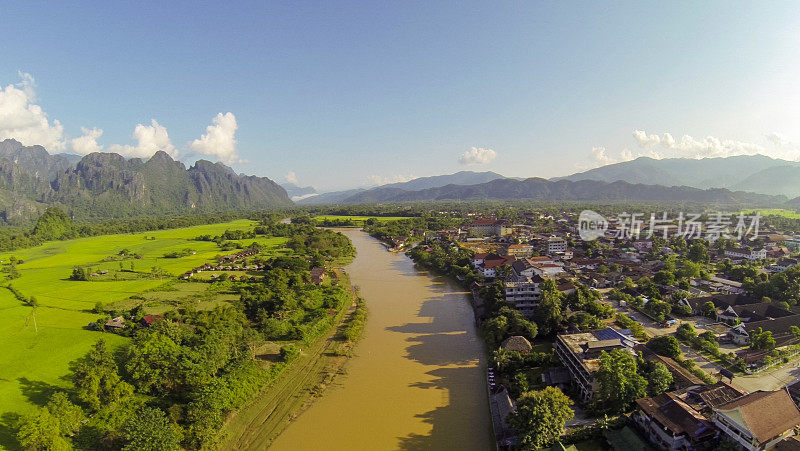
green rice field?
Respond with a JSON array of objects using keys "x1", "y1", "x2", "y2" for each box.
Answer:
[{"x1": 0, "y1": 220, "x2": 288, "y2": 425}]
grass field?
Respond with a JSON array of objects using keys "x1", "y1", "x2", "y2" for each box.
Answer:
[
  {"x1": 740, "y1": 208, "x2": 800, "y2": 219},
  {"x1": 0, "y1": 219, "x2": 289, "y2": 442},
  {"x1": 311, "y1": 215, "x2": 410, "y2": 223}
]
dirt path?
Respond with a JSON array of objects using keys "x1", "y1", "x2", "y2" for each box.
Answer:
[{"x1": 219, "y1": 282, "x2": 358, "y2": 450}]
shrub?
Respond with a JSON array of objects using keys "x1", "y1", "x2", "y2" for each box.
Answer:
[{"x1": 280, "y1": 344, "x2": 301, "y2": 363}]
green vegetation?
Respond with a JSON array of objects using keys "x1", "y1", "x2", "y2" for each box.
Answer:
[
  {"x1": 646, "y1": 335, "x2": 681, "y2": 360},
  {"x1": 342, "y1": 296, "x2": 367, "y2": 342},
  {"x1": 0, "y1": 215, "x2": 358, "y2": 450},
  {"x1": 309, "y1": 215, "x2": 409, "y2": 227},
  {"x1": 592, "y1": 350, "x2": 648, "y2": 414},
  {"x1": 508, "y1": 386, "x2": 574, "y2": 449}
]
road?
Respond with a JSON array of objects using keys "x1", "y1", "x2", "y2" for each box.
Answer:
[
  {"x1": 732, "y1": 361, "x2": 800, "y2": 393},
  {"x1": 612, "y1": 301, "x2": 800, "y2": 393}
]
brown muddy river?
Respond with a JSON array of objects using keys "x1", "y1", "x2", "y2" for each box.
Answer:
[{"x1": 270, "y1": 230, "x2": 493, "y2": 450}]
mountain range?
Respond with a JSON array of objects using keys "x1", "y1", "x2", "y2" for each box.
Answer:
[
  {"x1": 0, "y1": 139, "x2": 290, "y2": 224},
  {"x1": 300, "y1": 154, "x2": 800, "y2": 206},
  {"x1": 298, "y1": 171, "x2": 505, "y2": 205},
  {"x1": 557, "y1": 155, "x2": 800, "y2": 197},
  {"x1": 0, "y1": 139, "x2": 798, "y2": 222}
]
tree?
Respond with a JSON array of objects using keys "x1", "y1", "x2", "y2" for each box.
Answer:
[
  {"x1": 702, "y1": 301, "x2": 717, "y2": 318},
  {"x1": 750, "y1": 327, "x2": 776, "y2": 351},
  {"x1": 654, "y1": 270, "x2": 676, "y2": 286},
  {"x1": 70, "y1": 266, "x2": 87, "y2": 281},
  {"x1": 594, "y1": 349, "x2": 647, "y2": 414},
  {"x1": 688, "y1": 241, "x2": 710, "y2": 264},
  {"x1": 643, "y1": 361, "x2": 673, "y2": 396},
  {"x1": 45, "y1": 392, "x2": 84, "y2": 436},
  {"x1": 676, "y1": 323, "x2": 697, "y2": 341},
  {"x1": 72, "y1": 340, "x2": 134, "y2": 411},
  {"x1": 122, "y1": 406, "x2": 182, "y2": 451},
  {"x1": 125, "y1": 330, "x2": 184, "y2": 395},
  {"x1": 508, "y1": 387, "x2": 574, "y2": 449},
  {"x1": 16, "y1": 409, "x2": 70, "y2": 451},
  {"x1": 534, "y1": 280, "x2": 564, "y2": 336},
  {"x1": 647, "y1": 335, "x2": 681, "y2": 359}
]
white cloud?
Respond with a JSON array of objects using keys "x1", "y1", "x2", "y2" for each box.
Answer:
[
  {"x1": 70, "y1": 127, "x2": 103, "y2": 155},
  {"x1": 285, "y1": 171, "x2": 298, "y2": 185},
  {"x1": 458, "y1": 146, "x2": 497, "y2": 165},
  {"x1": 108, "y1": 119, "x2": 177, "y2": 159},
  {"x1": 632, "y1": 129, "x2": 766, "y2": 159},
  {"x1": 632, "y1": 130, "x2": 661, "y2": 147},
  {"x1": 587, "y1": 129, "x2": 800, "y2": 170},
  {"x1": 590, "y1": 146, "x2": 616, "y2": 166},
  {"x1": 620, "y1": 148, "x2": 633, "y2": 161},
  {"x1": 366, "y1": 174, "x2": 413, "y2": 186},
  {"x1": 189, "y1": 112, "x2": 238, "y2": 164},
  {"x1": 0, "y1": 72, "x2": 65, "y2": 151}
]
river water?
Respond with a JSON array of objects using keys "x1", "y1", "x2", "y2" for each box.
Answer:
[{"x1": 271, "y1": 230, "x2": 493, "y2": 450}]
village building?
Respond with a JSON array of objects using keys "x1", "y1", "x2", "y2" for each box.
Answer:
[
  {"x1": 310, "y1": 267, "x2": 326, "y2": 285},
  {"x1": 547, "y1": 236, "x2": 567, "y2": 254},
  {"x1": 500, "y1": 335, "x2": 533, "y2": 353},
  {"x1": 634, "y1": 392, "x2": 717, "y2": 450},
  {"x1": 772, "y1": 258, "x2": 799, "y2": 272},
  {"x1": 105, "y1": 316, "x2": 126, "y2": 330},
  {"x1": 505, "y1": 243, "x2": 534, "y2": 258},
  {"x1": 712, "y1": 390, "x2": 800, "y2": 451},
  {"x1": 503, "y1": 274, "x2": 544, "y2": 316},
  {"x1": 633, "y1": 382, "x2": 745, "y2": 450},
  {"x1": 140, "y1": 314, "x2": 164, "y2": 327},
  {"x1": 554, "y1": 328, "x2": 637, "y2": 402},
  {"x1": 716, "y1": 303, "x2": 794, "y2": 325},
  {"x1": 725, "y1": 247, "x2": 768, "y2": 262},
  {"x1": 469, "y1": 219, "x2": 512, "y2": 237},
  {"x1": 725, "y1": 314, "x2": 800, "y2": 346}
]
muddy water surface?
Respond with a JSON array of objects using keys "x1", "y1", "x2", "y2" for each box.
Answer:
[{"x1": 270, "y1": 230, "x2": 493, "y2": 450}]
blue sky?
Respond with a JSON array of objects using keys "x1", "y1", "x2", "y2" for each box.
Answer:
[{"x1": 1, "y1": 1, "x2": 800, "y2": 190}]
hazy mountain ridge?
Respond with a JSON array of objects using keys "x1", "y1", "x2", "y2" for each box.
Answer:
[
  {"x1": 298, "y1": 171, "x2": 506, "y2": 205},
  {"x1": 337, "y1": 177, "x2": 785, "y2": 205},
  {"x1": 555, "y1": 155, "x2": 800, "y2": 196},
  {"x1": 281, "y1": 182, "x2": 318, "y2": 201},
  {"x1": 0, "y1": 142, "x2": 291, "y2": 224}
]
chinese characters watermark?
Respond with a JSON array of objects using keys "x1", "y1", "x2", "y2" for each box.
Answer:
[{"x1": 578, "y1": 210, "x2": 760, "y2": 242}]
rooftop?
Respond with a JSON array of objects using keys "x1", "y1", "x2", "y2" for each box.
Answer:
[{"x1": 715, "y1": 390, "x2": 800, "y2": 445}]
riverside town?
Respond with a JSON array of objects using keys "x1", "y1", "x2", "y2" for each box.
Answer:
[{"x1": 3, "y1": 3, "x2": 800, "y2": 451}]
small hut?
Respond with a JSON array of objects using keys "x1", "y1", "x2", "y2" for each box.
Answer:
[
  {"x1": 105, "y1": 316, "x2": 126, "y2": 330},
  {"x1": 500, "y1": 335, "x2": 533, "y2": 353}
]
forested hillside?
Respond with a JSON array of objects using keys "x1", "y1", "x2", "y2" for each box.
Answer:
[{"x1": 0, "y1": 139, "x2": 292, "y2": 224}]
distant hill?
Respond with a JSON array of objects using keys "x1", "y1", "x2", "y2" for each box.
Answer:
[
  {"x1": 298, "y1": 188, "x2": 366, "y2": 205},
  {"x1": 337, "y1": 177, "x2": 785, "y2": 205},
  {"x1": 381, "y1": 171, "x2": 505, "y2": 191},
  {"x1": 0, "y1": 143, "x2": 291, "y2": 224},
  {"x1": 281, "y1": 183, "x2": 318, "y2": 201},
  {"x1": 298, "y1": 170, "x2": 505, "y2": 205},
  {"x1": 0, "y1": 139, "x2": 81, "y2": 180},
  {"x1": 556, "y1": 155, "x2": 800, "y2": 196},
  {"x1": 732, "y1": 166, "x2": 800, "y2": 198}
]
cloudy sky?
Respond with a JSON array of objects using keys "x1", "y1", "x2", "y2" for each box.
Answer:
[{"x1": 2, "y1": 1, "x2": 800, "y2": 190}]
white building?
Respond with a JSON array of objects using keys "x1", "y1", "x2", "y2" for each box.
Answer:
[
  {"x1": 725, "y1": 247, "x2": 767, "y2": 261},
  {"x1": 547, "y1": 237, "x2": 567, "y2": 254}
]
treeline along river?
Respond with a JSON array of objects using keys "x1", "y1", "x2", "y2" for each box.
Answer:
[{"x1": 271, "y1": 229, "x2": 493, "y2": 450}]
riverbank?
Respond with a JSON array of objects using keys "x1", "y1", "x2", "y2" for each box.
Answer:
[
  {"x1": 218, "y1": 269, "x2": 363, "y2": 450},
  {"x1": 270, "y1": 229, "x2": 493, "y2": 450}
]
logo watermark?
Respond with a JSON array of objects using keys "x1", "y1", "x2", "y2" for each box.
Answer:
[
  {"x1": 578, "y1": 210, "x2": 760, "y2": 242},
  {"x1": 578, "y1": 210, "x2": 609, "y2": 241}
]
